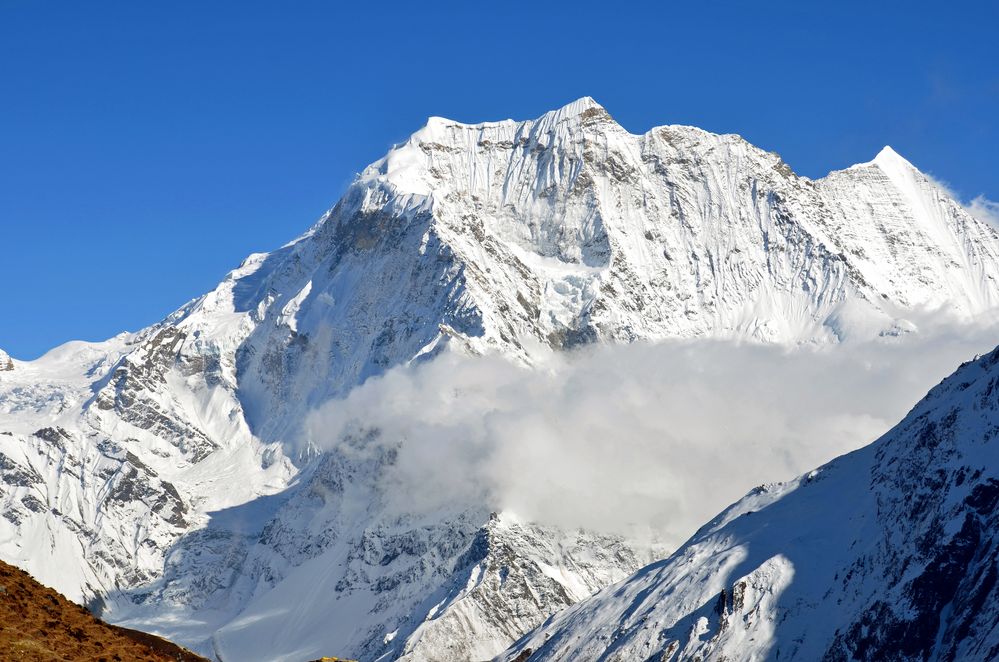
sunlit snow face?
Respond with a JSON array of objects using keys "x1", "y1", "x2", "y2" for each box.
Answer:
[{"x1": 304, "y1": 314, "x2": 999, "y2": 547}]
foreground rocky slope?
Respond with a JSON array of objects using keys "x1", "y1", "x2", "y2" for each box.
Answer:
[
  {"x1": 2, "y1": 97, "x2": 999, "y2": 660},
  {"x1": 0, "y1": 559, "x2": 207, "y2": 661},
  {"x1": 502, "y1": 345, "x2": 999, "y2": 661}
]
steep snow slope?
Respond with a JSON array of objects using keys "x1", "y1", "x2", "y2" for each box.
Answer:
[
  {"x1": 2, "y1": 97, "x2": 999, "y2": 661},
  {"x1": 501, "y1": 345, "x2": 999, "y2": 661}
]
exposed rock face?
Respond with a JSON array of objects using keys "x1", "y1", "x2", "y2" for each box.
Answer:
[
  {"x1": 0, "y1": 349, "x2": 12, "y2": 371},
  {"x1": 95, "y1": 328, "x2": 219, "y2": 461},
  {"x1": 501, "y1": 346, "x2": 999, "y2": 662},
  {"x1": 112, "y1": 435, "x2": 659, "y2": 661},
  {"x1": 1, "y1": 97, "x2": 999, "y2": 661}
]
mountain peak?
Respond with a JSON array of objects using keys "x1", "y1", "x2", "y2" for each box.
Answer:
[
  {"x1": 417, "y1": 97, "x2": 609, "y2": 136},
  {"x1": 875, "y1": 144, "x2": 899, "y2": 159},
  {"x1": 556, "y1": 95, "x2": 605, "y2": 114},
  {"x1": 362, "y1": 97, "x2": 619, "y2": 196},
  {"x1": 542, "y1": 96, "x2": 613, "y2": 125},
  {"x1": 872, "y1": 144, "x2": 916, "y2": 172}
]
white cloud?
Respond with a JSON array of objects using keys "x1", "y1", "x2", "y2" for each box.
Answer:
[{"x1": 305, "y1": 322, "x2": 999, "y2": 548}]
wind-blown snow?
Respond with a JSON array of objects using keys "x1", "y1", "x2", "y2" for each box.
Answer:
[{"x1": 969, "y1": 194, "x2": 999, "y2": 229}]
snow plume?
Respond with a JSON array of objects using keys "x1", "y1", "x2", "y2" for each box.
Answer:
[
  {"x1": 305, "y1": 322, "x2": 999, "y2": 547},
  {"x1": 968, "y1": 194, "x2": 999, "y2": 228},
  {"x1": 923, "y1": 172, "x2": 999, "y2": 229}
]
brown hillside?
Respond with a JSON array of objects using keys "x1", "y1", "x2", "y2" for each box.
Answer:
[{"x1": 0, "y1": 559, "x2": 208, "y2": 661}]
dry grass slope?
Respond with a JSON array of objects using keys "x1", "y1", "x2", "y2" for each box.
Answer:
[{"x1": 0, "y1": 560, "x2": 208, "y2": 661}]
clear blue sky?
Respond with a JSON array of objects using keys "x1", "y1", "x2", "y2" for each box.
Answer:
[{"x1": 2, "y1": 1, "x2": 996, "y2": 359}]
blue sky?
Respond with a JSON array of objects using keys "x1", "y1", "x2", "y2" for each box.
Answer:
[{"x1": 1, "y1": 0, "x2": 996, "y2": 359}]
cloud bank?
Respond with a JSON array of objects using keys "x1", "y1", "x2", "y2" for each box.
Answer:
[{"x1": 305, "y1": 323, "x2": 999, "y2": 547}]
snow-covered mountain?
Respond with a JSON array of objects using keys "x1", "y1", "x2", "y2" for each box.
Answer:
[
  {"x1": 501, "y1": 342, "x2": 999, "y2": 662},
  {"x1": 2, "y1": 97, "x2": 998, "y2": 661}
]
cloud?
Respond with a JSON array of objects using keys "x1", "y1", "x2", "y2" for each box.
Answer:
[{"x1": 304, "y1": 322, "x2": 999, "y2": 548}]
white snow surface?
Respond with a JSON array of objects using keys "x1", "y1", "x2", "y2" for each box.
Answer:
[{"x1": 1, "y1": 97, "x2": 999, "y2": 661}]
